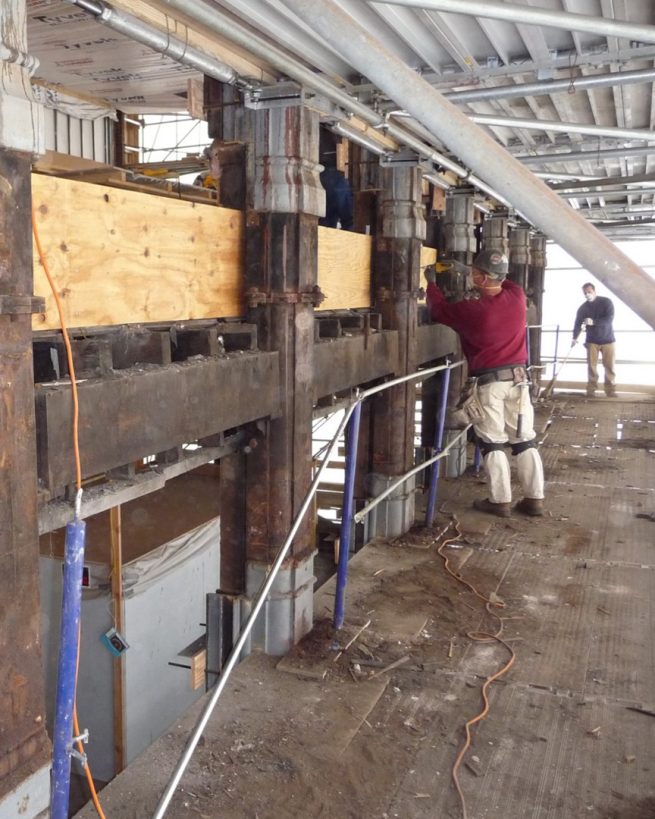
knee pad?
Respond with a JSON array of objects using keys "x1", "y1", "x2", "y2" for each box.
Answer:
[
  {"x1": 511, "y1": 439, "x2": 537, "y2": 456},
  {"x1": 479, "y1": 440, "x2": 507, "y2": 457}
]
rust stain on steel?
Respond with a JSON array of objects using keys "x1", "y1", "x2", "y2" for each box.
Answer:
[{"x1": 0, "y1": 150, "x2": 50, "y2": 798}]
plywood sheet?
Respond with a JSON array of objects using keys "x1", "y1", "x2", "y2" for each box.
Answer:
[
  {"x1": 31, "y1": 173, "x2": 243, "y2": 328},
  {"x1": 420, "y1": 246, "x2": 437, "y2": 268},
  {"x1": 317, "y1": 227, "x2": 372, "y2": 310}
]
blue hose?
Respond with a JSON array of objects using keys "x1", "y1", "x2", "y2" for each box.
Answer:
[{"x1": 51, "y1": 519, "x2": 87, "y2": 819}]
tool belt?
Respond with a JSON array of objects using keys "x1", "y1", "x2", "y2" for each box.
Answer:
[
  {"x1": 450, "y1": 378, "x2": 485, "y2": 428},
  {"x1": 472, "y1": 365, "x2": 528, "y2": 386}
]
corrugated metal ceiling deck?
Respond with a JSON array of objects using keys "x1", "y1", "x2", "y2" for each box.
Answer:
[{"x1": 26, "y1": 0, "x2": 655, "y2": 235}]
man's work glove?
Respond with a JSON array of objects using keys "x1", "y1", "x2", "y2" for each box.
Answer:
[
  {"x1": 571, "y1": 338, "x2": 578, "y2": 347},
  {"x1": 424, "y1": 265, "x2": 437, "y2": 285}
]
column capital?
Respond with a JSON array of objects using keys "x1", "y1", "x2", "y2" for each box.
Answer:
[{"x1": 0, "y1": 0, "x2": 44, "y2": 154}]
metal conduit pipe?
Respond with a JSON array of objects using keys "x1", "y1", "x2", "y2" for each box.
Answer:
[
  {"x1": 470, "y1": 115, "x2": 655, "y2": 143},
  {"x1": 443, "y1": 67, "x2": 655, "y2": 104},
  {"x1": 516, "y1": 145, "x2": 655, "y2": 166},
  {"x1": 551, "y1": 172, "x2": 655, "y2": 191},
  {"x1": 280, "y1": 0, "x2": 655, "y2": 331},
  {"x1": 156, "y1": 0, "x2": 509, "y2": 199},
  {"x1": 375, "y1": 0, "x2": 655, "y2": 45},
  {"x1": 67, "y1": 0, "x2": 239, "y2": 85}
]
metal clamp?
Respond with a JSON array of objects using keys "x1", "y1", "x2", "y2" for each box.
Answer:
[
  {"x1": 69, "y1": 728, "x2": 89, "y2": 766},
  {"x1": 0, "y1": 294, "x2": 46, "y2": 316},
  {"x1": 245, "y1": 286, "x2": 325, "y2": 308}
]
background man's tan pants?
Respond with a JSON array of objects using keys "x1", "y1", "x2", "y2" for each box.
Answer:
[{"x1": 586, "y1": 342, "x2": 616, "y2": 396}]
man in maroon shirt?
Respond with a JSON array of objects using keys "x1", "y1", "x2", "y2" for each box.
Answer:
[{"x1": 425, "y1": 250, "x2": 545, "y2": 517}]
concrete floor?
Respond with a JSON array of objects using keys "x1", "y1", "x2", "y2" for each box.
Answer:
[{"x1": 77, "y1": 392, "x2": 655, "y2": 819}]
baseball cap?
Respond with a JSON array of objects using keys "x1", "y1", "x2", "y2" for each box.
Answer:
[{"x1": 473, "y1": 249, "x2": 508, "y2": 279}]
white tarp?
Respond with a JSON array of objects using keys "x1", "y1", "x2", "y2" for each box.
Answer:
[{"x1": 123, "y1": 517, "x2": 220, "y2": 596}]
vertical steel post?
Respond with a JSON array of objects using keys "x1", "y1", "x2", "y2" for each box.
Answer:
[
  {"x1": 51, "y1": 519, "x2": 87, "y2": 819},
  {"x1": 333, "y1": 401, "x2": 362, "y2": 630},
  {"x1": 553, "y1": 324, "x2": 560, "y2": 378},
  {"x1": 425, "y1": 367, "x2": 451, "y2": 526},
  {"x1": 474, "y1": 444, "x2": 482, "y2": 474},
  {"x1": 526, "y1": 325, "x2": 532, "y2": 371}
]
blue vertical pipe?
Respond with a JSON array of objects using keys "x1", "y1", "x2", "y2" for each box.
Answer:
[
  {"x1": 333, "y1": 401, "x2": 362, "y2": 630},
  {"x1": 474, "y1": 444, "x2": 482, "y2": 474},
  {"x1": 525, "y1": 325, "x2": 532, "y2": 371},
  {"x1": 553, "y1": 323, "x2": 560, "y2": 379},
  {"x1": 425, "y1": 367, "x2": 451, "y2": 527},
  {"x1": 51, "y1": 519, "x2": 87, "y2": 819}
]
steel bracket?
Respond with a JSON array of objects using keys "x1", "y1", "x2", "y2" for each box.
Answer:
[
  {"x1": 246, "y1": 286, "x2": 325, "y2": 308},
  {"x1": 376, "y1": 287, "x2": 422, "y2": 302},
  {"x1": 0, "y1": 294, "x2": 46, "y2": 316}
]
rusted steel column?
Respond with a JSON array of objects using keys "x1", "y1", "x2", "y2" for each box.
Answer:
[
  {"x1": 0, "y1": 1, "x2": 50, "y2": 813},
  {"x1": 0, "y1": 148, "x2": 50, "y2": 811},
  {"x1": 509, "y1": 226, "x2": 531, "y2": 290},
  {"x1": 234, "y1": 102, "x2": 322, "y2": 653},
  {"x1": 370, "y1": 163, "x2": 425, "y2": 537},
  {"x1": 528, "y1": 233, "x2": 547, "y2": 379}
]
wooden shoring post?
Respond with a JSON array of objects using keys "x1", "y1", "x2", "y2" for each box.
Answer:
[{"x1": 110, "y1": 505, "x2": 126, "y2": 773}]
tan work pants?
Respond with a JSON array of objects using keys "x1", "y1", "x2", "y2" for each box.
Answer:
[
  {"x1": 586, "y1": 343, "x2": 616, "y2": 395},
  {"x1": 474, "y1": 381, "x2": 545, "y2": 504}
]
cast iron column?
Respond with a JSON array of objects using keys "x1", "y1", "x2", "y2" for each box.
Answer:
[
  {"x1": 370, "y1": 163, "x2": 425, "y2": 537},
  {"x1": 0, "y1": 1, "x2": 50, "y2": 815},
  {"x1": 509, "y1": 226, "x2": 531, "y2": 290},
  {"x1": 483, "y1": 213, "x2": 509, "y2": 257},
  {"x1": 528, "y1": 233, "x2": 547, "y2": 383},
  {"x1": 245, "y1": 102, "x2": 323, "y2": 653}
]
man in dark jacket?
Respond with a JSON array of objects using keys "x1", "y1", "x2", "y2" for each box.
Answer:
[
  {"x1": 425, "y1": 250, "x2": 545, "y2": 518},
  {"x1": 572, "y1": 283, "x2": 616, "y2": 397}
]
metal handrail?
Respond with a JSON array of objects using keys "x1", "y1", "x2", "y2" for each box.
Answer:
[
  {"x1": 332, "y1": 359, "x2": 466, "y2": 628},
  {"x1": 152, "y1": 402, "x2": 357, "y2": 818},
  {"x1": 354, "y1": 427, "x2": 469, "y2": 524},
  {"x1": 153, "y1": 357, "x2": 467, "y2": 816}
]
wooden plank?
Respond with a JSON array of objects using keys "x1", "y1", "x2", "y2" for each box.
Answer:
[
  {"x1": 110, "y1": 506, "x2": 126, "y2": 774},
  {"x1": 190, "y1": 649, "x2": 207, "y2": 691},
  {"x1": 31, "y1": 174, "x2": 244, "y2": 329},
  {"x1": 420, "y1": 246, "x2": 438, "y2": 268},
  {"x1": 113, "y1": 0, "x2": 274, "y2": 83},
  {"x1": 317, "y1": 228, "x2": 372, "y2": 310}
]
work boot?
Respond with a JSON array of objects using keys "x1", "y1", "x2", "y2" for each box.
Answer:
[
  {"x1": 473, "y1": 498, "x2": 511, "y2": 518},
  {"x1": 515, "y1": 497, "x2": 544, "y2": 517},
  {"x1": 586, "y1": 389, "x2": 596, "y2": 398},
  {"x1": 605, "y1": 388, "x2": 617, "y2": 398}
]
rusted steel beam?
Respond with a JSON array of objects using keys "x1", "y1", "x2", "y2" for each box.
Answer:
[
  {"x1": 0, "y1": 149, "x2": 50, "y2": 797},
  {"x1": 313, "y1": 331, "x2": 399, "y2": 401},
  {"x1": 416, "y1": 323, "x2": 458, "y2": 366},
  {"x1": 35, "y1": 351, "x2": 281, "y2": 496}
]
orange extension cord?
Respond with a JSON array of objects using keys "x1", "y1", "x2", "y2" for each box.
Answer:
[
  {"x1": 32, "y1": 211, "x2": 107, "y2": 819},
  {"x1": 436, "y1": 517, "x2": 517, "y2": 819}
]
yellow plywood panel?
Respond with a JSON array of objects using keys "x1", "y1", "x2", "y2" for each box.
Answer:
[
  {"x1": 318, "y1": 228, "x2": 372, "y2": 311},
  {"x1": 31, "y1": 174, "x2": 243, "y2": 329},
  {"x1": 420, "y1": 246, "x2": 438, "y2": 269}
]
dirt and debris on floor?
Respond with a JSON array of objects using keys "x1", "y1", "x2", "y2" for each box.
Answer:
[{"x1": 77, "y1": 394, "x2": 655, "y2": 819}]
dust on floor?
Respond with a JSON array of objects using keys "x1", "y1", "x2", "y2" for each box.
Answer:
[{"x1": 77, "y1": 394, "x2": 655, "y2": 819}]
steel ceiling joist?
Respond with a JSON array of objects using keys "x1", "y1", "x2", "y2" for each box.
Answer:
[
  {"x1": 444, "y1": 67, "x2": 655, "y2": 104},
  {"x1": 515, "y1": 144, "x2": 655, "y2": 166},
  {"x1": 279, "y1": 0, "x2": 655, "y2": 331},
  {"x1": 376, "y1": 0, "x2": 655, "y2": 45},
  {"x1": 470, "y1": 114, "x2": 655, "y2": 142}
]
